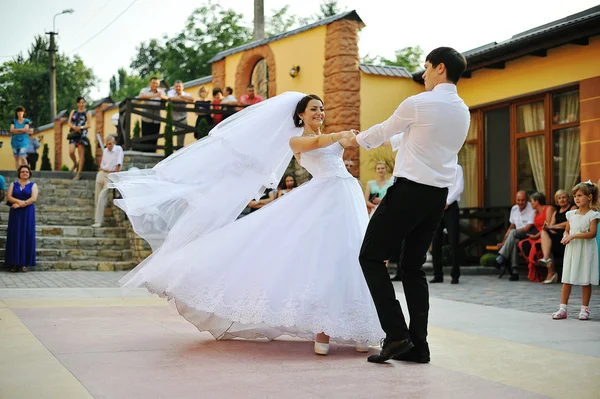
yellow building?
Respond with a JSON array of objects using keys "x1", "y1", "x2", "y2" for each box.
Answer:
[{"x1": 4, "y1": 6, "x2": 599, "y2": 213}]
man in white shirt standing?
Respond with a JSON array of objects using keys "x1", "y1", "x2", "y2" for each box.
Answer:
[
  {"x1": 348, "y1": 47, "x2": 469, "y2": 364},
  {"x1": 167, "y1": 80, "x2": 194, "y2": 149},
  {"x1": 92, "y1": 135, "x2": 124, "y2": 228},
  {"x1": 494, "y1": 190, "x2": 535, "y2": 281},
  {"x1": 430, "y1": 164, "x2": 464, "y2": 284}
]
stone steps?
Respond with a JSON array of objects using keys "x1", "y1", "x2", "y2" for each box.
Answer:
[
  {"x1": 0, "y1": 173, "x2": 149, "y2": 271},
  {"x1": 35, "y1": 260, "x2": 137, "y2": 271},
  {"x1": 0, "y1": 236, "x2": 131, "y2": 250},
  {"x1": 0, "y1": 248, "x2": 134, "y2": 262},
  {"x1": 0, "y1": 225, "x2": 126, "y2": 238}
]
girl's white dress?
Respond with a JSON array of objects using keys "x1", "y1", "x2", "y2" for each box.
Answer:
[
  {"x1": 562, "y1": 210, "x2": 600, "y2": 285},
  {"x1": 118, "y1": 142, "x2": 384, "y2": 345}
]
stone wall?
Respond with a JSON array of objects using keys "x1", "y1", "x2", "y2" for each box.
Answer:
[
  {"x1": 580, "y1": 76, "x2": 600, "y2": 181},
  {"x1": 53, "y1": 117, "x2": 66, "y2": 171},
  {"x1": 323, "y1": 19, "x2": 362, "y2": 178},
  {"x1": 212, "y1": 60, "x2": 226, "y2": 92}
]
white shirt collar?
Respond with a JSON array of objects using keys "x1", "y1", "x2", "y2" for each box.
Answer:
[{"x1": 432, "y1": 83, "x2": 457, "y2": 93}]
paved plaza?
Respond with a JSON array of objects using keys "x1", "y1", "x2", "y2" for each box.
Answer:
[{"x1": 1, "y1": 271, "x2": 599, "y2": 398}]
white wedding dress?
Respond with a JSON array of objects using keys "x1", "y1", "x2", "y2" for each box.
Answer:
[{"x1": 113, "y1": 92, "x2": 384, "y2": 345}]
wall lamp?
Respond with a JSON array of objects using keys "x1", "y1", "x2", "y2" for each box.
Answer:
[{"x1": 289, "y1": 65, "x2": 300, "y2": 78}]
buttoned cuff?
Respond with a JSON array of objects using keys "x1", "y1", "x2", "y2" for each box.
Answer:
[{"x1": 356, "y1": 133, "x2": 370, "y2": 149}]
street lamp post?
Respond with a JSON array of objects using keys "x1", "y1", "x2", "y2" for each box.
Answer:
[{"x1": 47, "y1": 9, "x2": 74, "y2": 120}]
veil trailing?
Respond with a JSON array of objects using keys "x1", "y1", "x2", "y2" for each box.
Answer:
[{"x1": 108, "y1": 91, "x2": 306, "y2": 251}]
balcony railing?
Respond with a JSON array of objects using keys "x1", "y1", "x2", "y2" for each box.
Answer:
[{"x1": 117, "y1": 98, "x2": 246, "y2": 152}]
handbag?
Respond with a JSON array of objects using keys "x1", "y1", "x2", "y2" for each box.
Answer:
[{"x1": 67, "y1": 129, "x2": 82, "y2": 141}]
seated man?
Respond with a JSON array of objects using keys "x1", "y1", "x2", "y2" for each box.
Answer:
[{"x1": 495, "y1": 190, "x2": 535, "y2": 281}]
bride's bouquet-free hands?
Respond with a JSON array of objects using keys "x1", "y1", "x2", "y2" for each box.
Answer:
[{"x1": 336, "y1": 129, "x2": 358, "y2": 148}]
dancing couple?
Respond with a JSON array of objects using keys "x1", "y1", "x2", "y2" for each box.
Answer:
[{"x1": 110, "y1": 47, "x2": 469, "y2": 364}]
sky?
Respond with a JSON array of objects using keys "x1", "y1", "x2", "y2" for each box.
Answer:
[{"x1": 1, "y1": 0, "x2": 598, "y2": 99}]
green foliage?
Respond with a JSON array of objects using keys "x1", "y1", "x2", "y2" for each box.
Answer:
[
  {"x1": 130, "y1": 1, "x2": 251, "y2": 82},
  {"x1": 0, "y1": 35, "x2": 96, "y2": 129},
  {"x1": 60, "y1": 165, "x2": 69, "y2": 172},
  {"x1": 164, "y1": 102, "x2": 174, "y2": 157},
  {"x1": 361, "y1": 46, "x2": 424, "y2": 73},
  {"x1": 133, "y1": 120, "x2": 141, "y2": 138},
  {"x1": 266, "y1": 1, "x2": 345, "y2": 36},
  {"x1": 195, "y1": 117, "x2": 210, "y2": 140},
  {"x1": 480, "y1": 252, "x2": 498, "y2": 267},
  {"x1": 40, "y1": 143, "x2": 52, "y2": 171},
  {"x1": 108, "y1": 68, "x2": 148, "y2": 102},
  {"x1": 82, "y1": 143, "x2": 97, "y2": 172}
]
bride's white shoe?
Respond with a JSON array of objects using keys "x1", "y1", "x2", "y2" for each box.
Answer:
[
  {"x1": 314, "y1": 342, "x2": 329, "y2": 355},
  {"x1": 355, "y1": 342, "x2": 370, "y2": 353}
]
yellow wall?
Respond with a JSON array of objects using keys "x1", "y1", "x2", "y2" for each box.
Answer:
[
  {"x1": 459, "y1": 36, "x2": 600, "y2": 107},
  {"x1": 269, "y1": 25, "x2": 327, "y2": 97},
  {"x1": 359, "y1": 73, "x2": 424, "y2": 186},
  {"x1": 224, "y1": 53, "x2": 243, "y2": 92},
  {"x1": 0, "y1": 127, "x2": 56, "y2": 172}
]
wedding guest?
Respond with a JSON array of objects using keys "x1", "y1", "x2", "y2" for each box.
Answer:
[
  {"x1": 495, "y1": 190, "x2": 536, "y2": 281},
  {"x1": 538, "y1": 190, "x2": 575, "y2": 283},
  {"x1": 430, "y1": 164, "x2": 464, "y2": 284},
  {"x1": 138, "y1": 77, "x2": 168, "y2": 152},
  {"x1": 167, "y1": 80, "x2": 194, "y2": 148},
  {"x1": 211, "y1": 88, "x2": 224, "y2": 126},
  {"x1": 0, "y1": 174, "x2": 6, "y2": 203},
  {"x1": 92, "y1": 135, "x2": 124, "y2": 228},
  {"x1": 195, "y1": 86, "x2": 213, "y2": 139},
  {"x1": 9, "y1": 106, "x2": 30, "y2": 170},
  {"x1": 277, "y1": 175, "x2": 297, "y2": 197},
  {"x1": 364, "y1": 162, "x2": 393, "y2": 217},
  {"x1": 5, "y1": 165, "x2": 38, "y2": 273},
  {"x1": 240, "y1": 84, "x2": 264, "y2": 105},
  {"x1": 517, "y1": 192, "x2": 552, "y2": 282},
  {"x1": 26, "y1": 130, "x2": 41, "y2": 170},
  {"x1": 221, "y1": 87, "x2": 238, "y2": 104},
  {"x1": 67, "y1": 97, "x2": 92, "y2": 180}
]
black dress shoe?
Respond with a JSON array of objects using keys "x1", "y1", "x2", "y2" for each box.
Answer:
[
  {"x1": 367, "y1": 338, "x2": 414, "y2": 364},
  {"x1": 451, "y1": 278, "x2": 459, "y2": 284},
  {"x1": 509, "y1": 273, "x2": 519, "y2": 281},
  {"x1": 392, "y1": 347, "x2": 430, "y2": 363},
  {"x1": 429, "y1": 277, "x2": 443, "y2": 283}
]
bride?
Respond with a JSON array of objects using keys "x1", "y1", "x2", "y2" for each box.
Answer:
[{"x1": 109, "y1": 92, "x2": 384, "y2": 355}]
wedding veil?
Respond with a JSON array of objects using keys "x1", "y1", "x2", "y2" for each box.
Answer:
[{"x1": 108, "y1": 91, "x2": 307, "y2": 251}]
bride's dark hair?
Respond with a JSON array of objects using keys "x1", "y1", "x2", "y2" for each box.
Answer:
[{"x1": 293, "y1": 94, "x2": 323, "y2": 127}]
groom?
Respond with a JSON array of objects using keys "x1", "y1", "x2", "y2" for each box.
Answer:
[{"x1": 347, "y1": 47, "x2": 469, "y2": 363}]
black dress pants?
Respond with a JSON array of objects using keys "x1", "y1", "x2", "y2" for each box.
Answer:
[
  {"x1": 431, "y1": 201, "x2": 460, "y2": 280},
  {"x1": 359, "y1": 178, "x2": 447, "y2": 346},
  {"x1": 141, "y1": 121, "x2": 160, "y2": 152}
]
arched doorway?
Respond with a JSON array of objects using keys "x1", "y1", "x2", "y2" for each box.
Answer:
[
  {"x1": 235, "y1": 45, "x2": 276, "y2": 100},
  {"x1": 251, "y1": 58, "x2": 269, "y2": 99}
]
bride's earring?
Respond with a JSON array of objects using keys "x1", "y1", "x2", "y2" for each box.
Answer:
[{"x1": 299, "y1": 119, "x2": 304, "y2": 125}]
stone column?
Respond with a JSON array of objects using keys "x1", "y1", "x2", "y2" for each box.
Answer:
[
  {"x1": 580, "y1": 76, "x2": 600, "y2": 182},
  {"x1": 53, "y1": 117, "x2": 66, "y2": 171},
  {"x1": 212, "y1": 60, "x2": 226, "y2": 92},
  {"x1": 323, "y1": 19, "x2": 362, "y2": 179}
]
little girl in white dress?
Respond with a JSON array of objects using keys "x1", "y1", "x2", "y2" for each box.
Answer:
[{"x1": 552, "y1": 181, "x2": 599, "y2": 320}]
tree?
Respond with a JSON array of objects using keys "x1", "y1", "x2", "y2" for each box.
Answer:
[
  {"x1": 361, "y1": 46, "x2": 424, "y2": 72},
  {"x1": 0, "y1": 35, "x2": 96, "y2": 129},
  {"x1": 318, "y1": 0, "x2": 345, "y2": 18},
  {"x1": 40, "y1": 143, "x2": 52, "y2": 171},
  {"x1": 164, "y1": 102, "x2": 174, "y2": 157},
  {"x1": 109, "y1": 68, "x2": 148, "y2": 102},
  {"x1": 129, "y1": 1, "x2": 251, "y2": 83},
  {"x1": 133, "y1": 120, "x2": 141, "y2": 138},
  {"x1": 266, "y1": 5, "x2": 300, "y2": 37}
]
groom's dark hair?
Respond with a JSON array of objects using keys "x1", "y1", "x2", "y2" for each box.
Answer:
[
  {"x1": 426, "y1": 47, "x2": 467, "y2": 84},
  {"x1": 293, "y1": 94, "x2": 323, "y2": 127}
]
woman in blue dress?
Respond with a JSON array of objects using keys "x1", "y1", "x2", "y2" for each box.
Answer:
[
  {"x1": 9, "y1": 106, "x2": 31, "y2": 171},
  {"x1": 364, "y1": 161, "x2": 393, "y2": 217},
  {"x1": 5, "y1": 165, "x2": 38, "y2": 273}
]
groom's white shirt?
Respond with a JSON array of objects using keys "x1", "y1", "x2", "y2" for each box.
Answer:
[{"x1": 356, "y1": 83, "x2": 470, "y2": 188}]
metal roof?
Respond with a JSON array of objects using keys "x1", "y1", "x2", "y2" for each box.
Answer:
[
  {"x1": 208, "y1": 10, "x2": 365, "y2": 63},
  {"x1": 182, "y1": 75, "x2": 212, "y2": 89},
  {"x1": 360, "y1": 64, "x2": 412, "y2": 78},
  {"x1": 413, "y1": 5, "x2": 600, "y2": 81}
]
